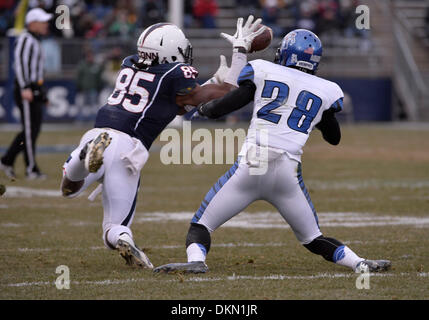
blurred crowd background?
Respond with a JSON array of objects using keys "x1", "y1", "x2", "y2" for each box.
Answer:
[
  {"x1": 1, "y1": 0, "x2": 429, "y2": 123},
  {"x1": 0, "y1": 0, "x2": 366, "y2": 38}
]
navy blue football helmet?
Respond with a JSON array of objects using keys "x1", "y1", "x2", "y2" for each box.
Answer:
[{"x1": 274, "y1": 29, "x2": 322, "y2": 73}]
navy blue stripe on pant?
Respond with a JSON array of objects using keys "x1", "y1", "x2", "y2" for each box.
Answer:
[
  {"x1": 121, "y1": 178, "x2": 140, "y2": 226},
  {"x1": 297, "y1": 162, "x2": 319, "y2": 228},
  {"x1": 192, "y1": 160, "x2": 239, "y2": 223}
]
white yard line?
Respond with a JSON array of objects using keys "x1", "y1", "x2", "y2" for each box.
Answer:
[
  {"x1": 2, "y1": 211, "x2": 429, "y2": 230},
  {"x1": 135, "y1": 211, "x2": 429, "y2": 229},
  {"x1": 2, "y1": 186, "x2": 62, "y2": 198},
  {"x1": 305, "y1": 180, "x2": 429, "y2": 190},
  {"x1": 3, "y1": 179, "x2": 429, "y2": 199},
  {"x1": 0, "y1": 239, "x2": 412, "y2": 253},
  {"x1": 4, "y1": 272, "x2": 427, "y2": 288}
]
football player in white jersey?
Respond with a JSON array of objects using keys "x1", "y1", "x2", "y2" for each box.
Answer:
[
  {"x1": 154, "y1": 29, "x2": 391, "y2": 274},
  {"x1": 60, "y1": 17, "x2": 266, "y2": 269}
]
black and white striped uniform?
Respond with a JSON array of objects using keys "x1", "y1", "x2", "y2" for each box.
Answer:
[
  {"x1": 14, "y1": 31, "x2": 44, "y2": 90},
  {"x1": 1, "y1": 31, "x2": 46, "y2": 175}
]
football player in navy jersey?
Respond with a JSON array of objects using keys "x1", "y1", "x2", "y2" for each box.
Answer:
[{"x1": 60, "y1": 17, "x2": 266, "y2": 268}]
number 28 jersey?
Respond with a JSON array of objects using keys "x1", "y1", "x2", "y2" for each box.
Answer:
[
  {"x1": 94, "y1": 54, "x2": 198, "y2": 149},
  {"x1": 238, "y1": 59, "x2": 344, "y2": 162}
]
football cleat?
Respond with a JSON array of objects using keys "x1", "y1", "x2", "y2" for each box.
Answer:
[
  {"x1": 84, "y1": 132, "x2": 112, "y2": 173},
  {"x1": 355, "y1": 259, "x2": 391, "y2": 273},
  {"x1": 153, "y1": 261, "x2": 208, "y2": 274},
  {"x1": 0, "y1": 162, "x2": 16, "y2": 180},
  {"x1": 117, "y1": 234, "x2": 153, "y2": 269}
]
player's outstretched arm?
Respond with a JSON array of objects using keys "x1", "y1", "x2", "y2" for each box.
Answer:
[
  {"x1": 176, "y1": 54, "x2": 235, "y2": 110},
  {"x1": 196, "y1": 80, "x2": 256, "y2": 119},
  {"x1": 176, "y1": 16, "x2": 264, "y2": 109},
  {"x1": 176, "y1": 82, "x2": 234, "y2": 109},
  {"x1": 315, "y1": 109, "x2": 341, "y2": 145}
]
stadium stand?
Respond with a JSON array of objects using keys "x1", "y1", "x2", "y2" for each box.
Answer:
[
  {"x1": 1, "y1": 0, "x2": 429, "y2": 121},
  {"x1": 392, "y1": 0, "x2": 429, "y2": 120},
  {"x1": 0, "y1": 0, "x2": 389, "y2": 78}
]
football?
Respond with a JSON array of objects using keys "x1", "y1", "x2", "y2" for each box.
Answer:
[{"x1": 249, "y1": 24, "x2": 273, "y2": 53}]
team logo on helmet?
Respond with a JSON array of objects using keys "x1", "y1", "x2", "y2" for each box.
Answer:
[
  {"x1": 139, "y1": 51, "x2": 159, "y2": 61},
  {"x1": 284, "y1": 31, "x2": 296, "y2": 49},
  {"x1": 304, "y1": 47, "x2": 314, "y2": 54}
]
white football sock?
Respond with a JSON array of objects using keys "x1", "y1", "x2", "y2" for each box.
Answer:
[
  {"x1": 187, "y1": 243, "x2": 207, "y2": 262},
  {"x1": 104, "y1": 225, "x2": 133, "y2": 249},
  {"x1": 63, "y1": 150, "x2": 89, "y2": 181},
  {"x1": 333, "y1": 245, "x2": 364, "y2": 270}
]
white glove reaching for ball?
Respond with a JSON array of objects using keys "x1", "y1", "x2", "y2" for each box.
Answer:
[
  {"x1": 220, "y1": 15, "x2": 267, "y2": 53},
  {"x1": 212, "y1": 55, "x2": 230, "y2": 83}
]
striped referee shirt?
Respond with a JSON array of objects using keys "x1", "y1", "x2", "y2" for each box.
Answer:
[{"x1": 14, "y1": 31, "x2": 44, "y2": 89}]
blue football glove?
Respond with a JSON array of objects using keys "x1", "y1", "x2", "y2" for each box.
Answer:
[{"x1": 190, "y1": 106, "x2": 208, "y2": 120}]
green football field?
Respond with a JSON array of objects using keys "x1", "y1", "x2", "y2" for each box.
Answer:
[{"x1": 0, "y1": 123, "x2": 428, "y2": 300}]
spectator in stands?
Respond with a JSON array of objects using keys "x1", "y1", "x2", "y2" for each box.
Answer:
[
  {"x1": 193, "y1": 0, "x2": 218, "y2": 29},
  {"x1": 426, "y1": 4, "x2": 429, "y2": 39},
  {"x1": 259, "y1": 0, "x2": 286, "y2": 37},
  {"x1": 73, "y1": 10, "x2": 96, "y2": 38},
  {"x1": 0, "y1": 0, "x2": 16, "y2": 36},
  {"x1": 184, "y1": 0, "x2": 195, "y2": 28},
  {"x1": 236, "y1": 0, "x2": 260, "y2": 17},
  {"x1": 58, "y1": 0, "x2": 86, "y2": 37},
  {"x1": 76, "y1": 49, "x2": 105, "y2": 122},
  {"x1": 295, "y1": 0, "x2": 318, "y2": 32},
  {"x1": 338, "y1": 0, "x2": 360, "y2": 37},
  {"x1": 102, "y1": 46, "x2": 123, "y2": 88},
  {"x1": 107, "y1": 9, "x2": 136, "y2": 38},
  {"x1": 106, "y1": 0, "x2": 137, "y2": 38},
  {"x1": 86, "y1": 0, "x2": 113, "y2": 22},
  {"x1": 139, "y1": 0, "x2": 167, "y2": 28},
  {"x1": 315, "y1": 0, "x2": 340, "y2": 36}
]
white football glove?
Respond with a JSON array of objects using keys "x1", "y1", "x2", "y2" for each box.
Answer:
[
  {"x1": 220, "y1": 15, "x2": 266, "y2": 53},
  {"x1": 212, "y1": 55, "x2": 230, "y2": 84}
]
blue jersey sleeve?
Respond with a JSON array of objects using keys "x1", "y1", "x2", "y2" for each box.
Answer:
[
  {"x1": 237, "y1": 63, "x2": 255, "y2": 85},
  {"x1": 330, "y1": 97, "x2": 343, "y2": 112}
]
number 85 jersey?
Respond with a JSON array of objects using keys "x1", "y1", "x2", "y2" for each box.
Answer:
[
  {"x1": 238, "y1": 59, "x2": 344, "y2": 162},
  {"x1": 94, "y1": 54, "x2": 198, "y2": 150}
]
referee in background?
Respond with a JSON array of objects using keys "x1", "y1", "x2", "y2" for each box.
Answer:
[{"x1": 0, "y1": 8, "x2": 52, "y2": 180}]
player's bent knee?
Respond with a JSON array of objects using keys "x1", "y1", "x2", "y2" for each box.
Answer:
[
  {"x1": 186, "y1": 223, "x2": 211, "y2": 254},
  {"x1": 303, "y1": 235, "x2": 344, "y2": 262}
]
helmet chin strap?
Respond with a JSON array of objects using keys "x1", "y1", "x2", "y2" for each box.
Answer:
[
  {"x1": 133, "y1": 55, "x2": 159, "y2": 68},
  {"x1": 290, "y1": 65, "x2": 316, "y2": 75},
  {"x1": 274, "y1": 48, "x2": 281, "y2": 64}
]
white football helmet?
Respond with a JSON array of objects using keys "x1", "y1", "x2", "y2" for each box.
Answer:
[{"x1": 137, "y1": 23, "x2": 193, "y2": 66}]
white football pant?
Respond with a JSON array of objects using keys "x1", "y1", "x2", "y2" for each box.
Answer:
[
  {"x1": 63, "y1": 128, "x2": 147, "y2": 249},
  {"x1": 192, "y1": 148, "x2": 322, "y2": 244}
]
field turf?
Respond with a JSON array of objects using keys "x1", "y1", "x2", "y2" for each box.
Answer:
[{"x1": 0, "y1": 123, "x2": 428, "y2": 300}]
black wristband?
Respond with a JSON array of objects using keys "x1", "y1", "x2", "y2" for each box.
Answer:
[{"x1": 233, "y1": 47, "x2": 247, "y2": 54}]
